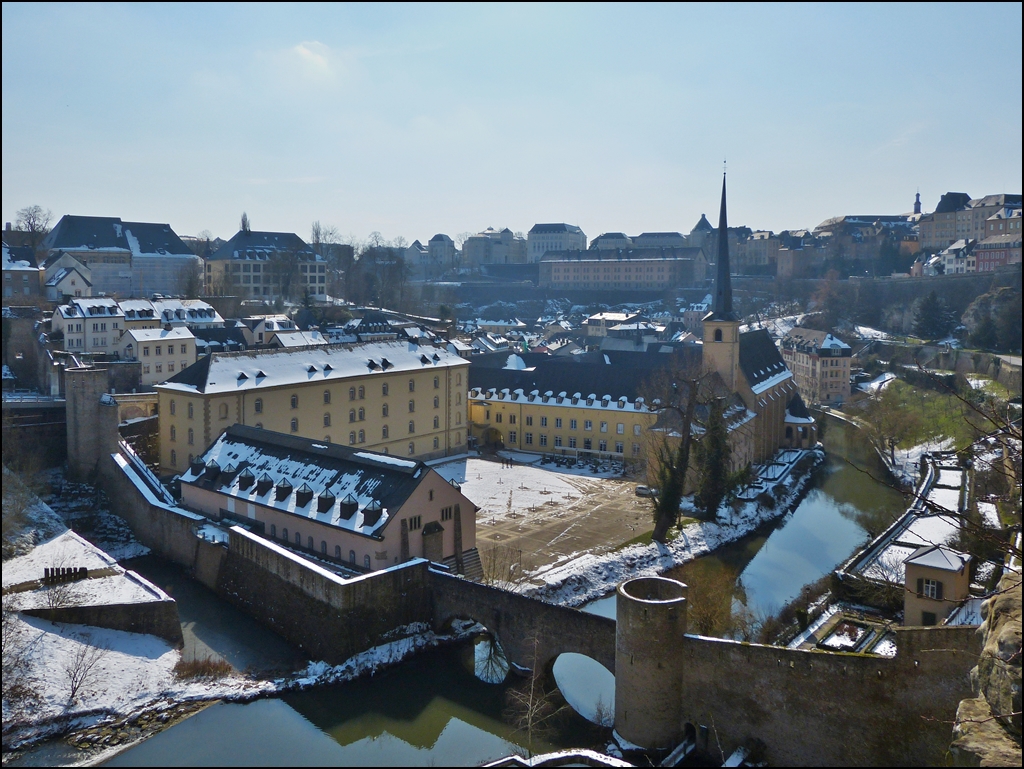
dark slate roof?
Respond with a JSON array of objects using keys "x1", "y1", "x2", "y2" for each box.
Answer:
[
  {"x1": 692, "y1": 214, "x2": 714, "y2": 232},
  {"x1": 207, "y1": 230, "x2": 318, "y2": 261},
  {"x1": 4, "y1": 244, "x2": 38, "y2": 267},
  {"x1": 121, "y1": 221, "x2": 194, "y2": 255},
  {"x1": 934, "y1": 193, "x2": 972, "y2": 214},
  {"x1": 529, "y1": 223, "x2": 584, "y2": 235},
  {"x1": 191, "y1": 327, "x2": 249, "y2": 349},
  {"x1": 429, "y1": 233, "x2": 453, "y2": 243},
  {"x1": 738, "y1": 329, "x2": 789, "y2": 389},
  {"x1": 190, "y1": 424, "x2": 428, "y2": 521},
  {"x1": 42, "y1": 215, "x2": 130, "y2": 252},
  {"x1": 166, "y1": 353, "x2": 213, "y2": 390},
  {"x1": 786, "y1": 392, "x2": 810, "y2": 419},
  {"x1": 541, "y1": 246, "x2": 706, "y2": 262}
]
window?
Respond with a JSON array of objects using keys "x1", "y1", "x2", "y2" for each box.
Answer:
[
  {"x1": 155, "y1": 364, "x2": 162, "y2": 374},
  {"x1": 254, "y1": 398, "x2": 263, "y2": 413},
  {"x1": 541, "y1": 416, "x2": 548, "y2": 427},
  {"x1": 324, "y1": 390, "x2": 331, "y2": 404},
  {"x1": 456, "y1": 373, "x2": 462, "y2": 385},
  {"x1": 358, "y1": 429, "x2": 365, "y2": 443},
  {"x1": 270, "y1": 524, "x2": 277, "y2": 538},
  {"x1": 364, "y1": 554, "x2": 371, "y2": 569},
  {"x1": 155, "y1": 345, "x2": 161, "y2": 355},
  {"x1": 188, "y1": 402, "x2": 194, "y2": 419},
  {"x1": 382, "y1": 425, "x2": 389, "y2": 439},
  {"x1": 349, "y1": 409, "x2": 356, "y2": 423},
  {"x1": 143, "y1": 346, "x2": 150, "y2": 356},
  {"x1": 408, "y1": 420, "x2": 415, "y2": 433},
  {"x1": 409, "y1": 400, "x2": 415, "y2": 412},
  {"x1": 570, "y1": 419, "x2": 578, "y2": 430},
  {"x1": 633, "y1": 443, "x2": 641, "y2": 456},
  {"x1": 219, "y1": 403, "x2": 228, "y2": 419},
  {"x1": 433, "y1": 396, "x2": 439, "y2": 408},
  {"x1": 600, "y1": 421, "x2": 608, "y2": 433},
  {"x1": 509, "y1": 414, "x2": 516, "y2": 425},
  {"x1": 170, "y1": 425, "x2": 176, "y2": 441},
  {"x1": 349, "y1": 431, "x2": 356, "y2": 445},
  {"x1": 409, "y1": 379, "x2": 415, "y2": 392},
  {"x1": 433, "y1": 436, "x2": 439, "y2": 449},
  {"x1": 170, "y1": 400, "x2": 176, "y2": 416},
  {"x1": 568, "y1": 437, "x2": 577, "y2": 448},
  {"x1": 495, "y1": 413, "x2": 502, "y2": 423},
  {"x1": 358, "y1": 386, "x2": 365, "y2": 399},
  {"x1": 539, "y1": 434, "x2": 548, "y2": 446},
  {"x1": 181, "y1": 344, "x2": 187, "y2": 354},
  {"x1": 358, "y1": 407, "x2": 365, "y2": 421},
  {"x1": 599, "y1": 440, "x2": 607, "y2": 452},
  {"x1": 349, "y1": 386, "x2": 356, "y2": 401},
  {"x1": 282, "y1": 528, "x2": 288, "y2": 542},
  {"x1": 382, "y1": 383, "x2": 389, "y2": 396},
  {"x1": 409, "y1": 515, "x2": 422, "y2": 531},
  {"x1": 615, "y1": 441, "x2": 624, "y2": 454},
  {"x1": 554, "y1": 436, "x2": 563, "y2": 447},
  {"x1": 525, "y1": 432, "x2": 533, "y2": 445},
  {"x1": 167, "y1": 362, "x2": 175, "y2": 373},
  {"x1": 456, "y1": 392, "x2": 462, "y2": 405},
  {"x1": 433, "y1": 376, "x2": 439, "y2": 389},
  {"x1": 291, "y1": 418, "x2": 298, "y2": 432},
  {"x1": 921, "y1": 579, "x2": 943, "y2": 600},
  {"x1": 350, "y1": 550, "x2": 356, "y2": 565},
  {"x1": 433, "y1": 415, "x2": 439, "y2": 429},
  {"x1": 555, "y1": 417, "x2": 563, "y2": 429},
  {"x1": 441, "y1": 506, "x2": 453, "y2": 521},
  {"x1": 633, "y1": 424, "x2": 642, "y2": 436},
  {"x1": 324, "y1": 413, "x2": 331, "y2": 427},
  {"x1": 584, "y1": 420, "x2": 592, "y2": 431},
  {"x1": 456, "y1": 413, "x2": 462, "y2": 424},
  {"x1": 584, "y1": 438, "x2": 592, "y2": 450},
  {"x1": 408, "y1": 442, "x2": 415, "y2": 455},
  {"x1": 617, "y1": 423, "x2": 625, "y2": 434},
  {"x1": 921, "y1": 611, "x2": 937, "y2": 626},
  {"x1": 170, "y1": 449, "x2": 177, "y2": 466},
  {"x1": 714, "y1": 328, "x2": 723, "y2": 342},
  {"x1": 525, "y1": 415, "x2": 533, "y2": 426},
  {"x1": 295, "y1": 532, "x2": 301, "y2": 545},
  {"x1": 188, "y1": 428, "x2": 194, "y2": 445},
  {"x1": 291, "y1": 394, "x2": 298, "y2": 409}
]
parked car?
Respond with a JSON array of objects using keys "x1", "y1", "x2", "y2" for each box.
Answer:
[{"x1": 635, "y1": 485, "x2": 658, "y2": 498}]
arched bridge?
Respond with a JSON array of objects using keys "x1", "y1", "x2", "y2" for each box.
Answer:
[{"x1": 429, "y1": 570, "x2": 616, "y2": 674}]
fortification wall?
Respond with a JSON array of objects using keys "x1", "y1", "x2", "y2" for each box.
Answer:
[
  {"x1": 674, "y1": 625, "x2": 980, "y2": 766},
  {"x1": 22, "y1": 598, "x2": 182, "y2": 645},
  {"x1": 429, "y1": 570, "x2": 616, "y2": 673},
  {"x1": 215, "y1": 529, "x2": 433, "y2": 664}
]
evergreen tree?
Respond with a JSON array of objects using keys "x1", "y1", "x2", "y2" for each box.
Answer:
[
  {"x1": 912, "y1": 290, "x2": 955, "y2": 339},
  {"x1": 970, "y1": 315, "x2": 999, "y2": 350},
  {"x1": 694, "y1": 398, "x2": 732, "y2": 519},
  {"x1": 995, "y1": 299, "x2": 1022, "y2": 352}
]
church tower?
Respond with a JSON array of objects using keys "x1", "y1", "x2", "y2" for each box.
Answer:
[{"x1": 702, "y1": 174, "x2": 742, "y2": 390}]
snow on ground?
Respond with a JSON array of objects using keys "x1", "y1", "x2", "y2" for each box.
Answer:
[
  {"x1": 889, "y1": 437, "x2": 954, "y2": 486},
  {"x1": 739, "y1": 313, "x2": 809, "y2": 338},
  {"x1": 858, "y1": 371, "x2": 897, "y2": 393},
  {"x1": 2, "y1": 467, "x2": 67, "y2": 559},
  {"x1": 854, "y1": 325, "x2": 893, "y2": 341},
  {"x1": 3, "y1": 530, "x2": 116, "y2": 589},
  {"x1": 522, "y1": 449, "x2": 825, "y2": 608}
]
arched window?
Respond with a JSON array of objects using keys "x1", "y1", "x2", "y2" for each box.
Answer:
[
  {"x1": 433, "y1": 436, "x2": 439, "y2": 449},
  {"x1": 169, "y1": 400, "x2": 176, "y2": 415},
  {"x1": 456, "y1": 413, "x2": 462, "y2": 424},
  {"x1": 170, "y1": 449, "x2": 177, "y2": 466},
  {"x1": 188, "y1": 428, "x2": 194, "y2": 445},
  {"x1": 295, "y1": 531, "x2": 301, "y2": 545},
  {"x1": 188, "y1": 402, "x2": 194, "y2": 419},
  {"x1": 358, "y1": 385, "x2": 365, "y2": 399},
  {"x1": 323, "y1": 413, "x2": 331, "y2": 427},
  {"x1": 308, "y1": 536, "x2": 314, "y2": 550},
  {"x1": 358, "y1": 429, "x2": 365, "y2": 443},
  {"x1": 270, "y1": 524, "x2": 277, "y2": 538},
  {"x1": 349, "y1": 550, "x2": 356, "y2": 565},
  {"x1": 433, "y1": 376, "x2": 439, "y2": 389},
  {"x1": 456, "y1": 373, "x2": 462, "y2": 385},
  {"x1": 321, "y1": 540, "x2": 327, "y2": 554},
  {"x1": 456, "y1": 432, "x2": 461, "y2": 443},
  {"x1": 382, "y1": 383, "x2": 389, "y2": 396},
  {"x1": 382, "y1": 403, "x2": 389, "y2": 417},
  {"x1": 290, "y1": 394, "x2": 299, "y2": 408},
  {"x1": 408, "y1": 420, "x2": 415, "y2": 433},
  {"x1": 408, "y1": 400, "x2": 415, "y2": 412},
  {"x1": 219, "y1": 403, "x2": 228, "y2": 419},
  {"x1": 349, "y1": 409, "x2": 356, "y2": 422},
  {"x1": 456, "y1": 392, "x2": 461, "y2": 405},
  {"x1": 433, "y1": 396, "x2": 439, "y2": 408},
  {"x1": 170, "y1": 425, "x2": 176, "y2": 441},
  {"x1": 323, "y1": 390, "x2": 331, "y2": 404},
  {"x1": 714, "y1": 328, "x2": 723, "y2": 342},
  {"x1": 364, "y1": 554, "x2": 371, "y2": 569},
  {"x1": 408, "y1": 379, "x2": 415, "y2": 392},
  {"x1": 408, "y1": 442, "x2": 415, "y2": 455},
  {"x1": 382, "y1": 425, "x2": 389, "y2": 439},
  {"x1": 349, "y1": 387, "x2": 356, "y2": 401},
  {"x1": 349, "y1": 431, "x2": 356, "y2": 444},
  {"x1": 433, "y1": 416, "x2": 439, "y2": 429},
  {"x1": 358, "y1": 407, "x2": 365, "y2": 421},
  {"x1": 254, "y1": 398, "x2": 263, "y2": 413},
  {"x1": 290, "y1": 417, "x2": 298, "y2": 432},
  {"x1": 334, "y1": 545, "x2": 341, "y2": 559},
  {"x1": 282, "y1": 528, "x2": 288, "y2": 541}
]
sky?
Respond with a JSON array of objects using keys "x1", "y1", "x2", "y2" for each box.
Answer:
[{"x1": 3, "y1": 3, "x2": 1021, "y2": 245}]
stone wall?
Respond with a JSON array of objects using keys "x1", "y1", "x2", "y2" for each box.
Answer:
[
  {"x1": 215, "y1": 529, "x2": 433, "y2": 664},
  {"x1": 23, "y1": 596, "x2": 182, "y2": 645},
  {"x1": 429, "y1": 570, "x2": 616, "y2": 673}
]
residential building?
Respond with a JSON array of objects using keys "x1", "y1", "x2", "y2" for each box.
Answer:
[
  {"x1": 2, "y1": 243, "x2": 42, "y2": 303},
  {"x1": 903, "y1": 545, "x2": 971, "y2": 626},
  {"x1": 682, "y1": 294, "x2": 712, "y2": 338},
  {"x1": 938, "y1": 239, "x2": 977, "y2": 274},
  {"x1": 976, "y1": 209, "x2": 1022, "y2": 272},
  {"x1": 404, "y1": 240, "x2": 430, "y2": 278},
  {"x1": 429, "y1": 233, "x2": 458, "y2": 272},
  {"x1": 461, "y1": 228, "x2": 526, "y2": 268},
  {"x1": 538, "y1": 247, "x2": 708, "y2": 291},
  {"x1": 179, "y1": 424, "x2": 477, "y2": 574},
  {"x1": 917, "y1": 192, "x2": 972, "y2": 253},
  {"x1": 205, "y1": 229, "x2": 326, "y2": 301},
  {"x1": 590, "y1": 232, "x2": 632, "y2": 250},
  {"x1": 119, "y1": 327, "x2": 197, "y2": 387},
  {"x1": 50, "y1": 297, "x2": 125, "y2": 355},
  {"x1": 733, "y1": 230, "x2": 780, "y2": 274},
  {"x1": 238, "y1": 315, "x2": 299, "y2": 347},
  {"x1": 44, "y1": 265, "x2": 91, "y2": 301},
  {"x1": 780, "y1": 328, "x2": 852, "y2": 406},
  {"x1": 632, "y1": 232, "x2": 688, "y2": 249},
  {"x1": 40, "y1": 215, "x2": 200, "y2": 298},
  {"x1": 584, "y1": 311, "x2": 642, "y2": 337},
  {"x1": 527, "y1": 223, "x2": 586, "y2": 263},
  {"x1": 156, "y1": 340, "x2": 470, "y2": 475},
  {"x1": 965, "y1": 194, "x2": 1022, "y2": 243}
]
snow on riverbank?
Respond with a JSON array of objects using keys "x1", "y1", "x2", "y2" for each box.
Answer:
[{"x1": 524, "y1": 449, "x2": 825, "y2": 607}]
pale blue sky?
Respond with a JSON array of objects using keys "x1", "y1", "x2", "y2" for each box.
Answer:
[{"x1": 3, "y1": 3, "x2": 1021, "y2": 243}]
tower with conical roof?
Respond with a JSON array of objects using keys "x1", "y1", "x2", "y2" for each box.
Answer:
[{"x1": 702, "y1": 174, "x2": 742, "y2": 389}]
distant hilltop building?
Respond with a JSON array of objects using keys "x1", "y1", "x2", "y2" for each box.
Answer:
[
  {"x1": 780, "y1": 328, "x2": 852, "y2": 406},
  {"x1": 527, "y1": 223, "x2": 586, "y2": 263},
  {"x1": 205, "y1": 229, "x2": 326, "y2": 302},
  {"x1": 538, "y1": 246, "x2": 708, "y2": 292},
  {"x1": 918, "y1": 193, "x2": 1021, "y2": 253},
  {"x1": 40, "y1": 215, "x2": 200, "y2": 298},
  {"x1": 462, "y1": 227, "x2": 526, "y2": 268}
]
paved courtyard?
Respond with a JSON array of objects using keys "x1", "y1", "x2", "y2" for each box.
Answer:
[{"x1": 432, "y1": 454, "x2": 654, "y2": 578}]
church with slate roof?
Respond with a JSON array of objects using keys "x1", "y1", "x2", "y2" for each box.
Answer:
[{"x1": 702, "y1": 175, "x2": 816, "y2": 462}]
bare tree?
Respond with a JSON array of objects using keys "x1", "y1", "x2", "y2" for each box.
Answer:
[
  {"x1": 15, "y1": 205, "x2": 53, "y2": 254},
  {"x1": 862, "y1": 383, "x2": 922, "y2": 469},
  {"x1": 63, "y1": 634, "x2": 109, "y2": 706},
  {"x1": 503, "y1": 636, "x2": 569, "y2": 757},
  {"x1": 240, "y1": 212, "x2": 251, "y2": 233},
  {"x1": 481, "y1": 541, "x2": 525, "y2": 592},
  {"x1": 2, "y1": 594, "x2": 40, "y2": 714},
  {"x1": 177, "y1": 259, "x2": 204, "y2": 299}
]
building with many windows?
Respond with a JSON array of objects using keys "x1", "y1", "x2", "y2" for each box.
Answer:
[
  {"x1": 118, "y1": 327, "x2": 197, "y2": 387},
  {"x1": 205, "y1": 229, "x2": 326, "y2": 301},
  {"x1": 180, "y1": 424, "x2": 477, "y2": 574},
  {"x1": 156, "y1": 341, "x2": 470, "y2": 475},
  {"x1": 527, "y1": 223, "x2": 586, "y2": 263},
  {"x1": 780, "y1": 328, "x2": 852, "y2": 406},
  {"x1": 50, "y1": 297, "x2": 125, "y2": 355},
  {"x1": 538, "y1": 247, "x2": 708, "y2": 291}
]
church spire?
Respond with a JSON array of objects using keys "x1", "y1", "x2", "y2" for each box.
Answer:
[{"x1": 711, "y1": 173, "x2": 738, "y2": 321}]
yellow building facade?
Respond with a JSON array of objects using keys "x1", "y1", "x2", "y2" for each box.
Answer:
[{"x1": 157, "y1": 341, "x2": 469, "y2": 475}]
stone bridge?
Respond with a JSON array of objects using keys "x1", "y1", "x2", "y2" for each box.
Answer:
[{"x1": 429, "y1": 570, "x2": 616, "y2": 674}]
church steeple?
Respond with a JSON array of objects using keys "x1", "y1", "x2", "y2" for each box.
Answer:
[{"x1": 710, "y1": 173, "x2": 738, "y2": 322}]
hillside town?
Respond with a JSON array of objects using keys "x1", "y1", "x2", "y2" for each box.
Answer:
[{"x1": 2, "y1": 5, "x2": 1021, "y2": 768}]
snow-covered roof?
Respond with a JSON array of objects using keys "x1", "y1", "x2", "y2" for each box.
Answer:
[
  {"x1": 904, "y1": 544, "x2": 970, "y2": 572},
  {"x1": 2, "y1": 243, "x2": 37, "y2": 271},
  {"x1": 123, "y1": 326, "x2": 195, "y2": 343},
  {"x1": 159, "y1": 340, "x2": 468, "y2": 395},
  {"x1": 272, "y1": 329, "x2": 330, "y2": 348},
  {"x1": 470, "y1": 387, "x2": 652, "y2": 413},
  {"x1": 181, "y1": 425, "x2": 455, "y2": 537}
]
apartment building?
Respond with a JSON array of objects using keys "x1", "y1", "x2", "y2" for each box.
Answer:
[
  {"x1": 205, "y1": 229, "x2": 326, "y2": 301},
  {"x1": 538, "y1": 247, "x2": 708, "y2": 291},
  {"x1": 527, "y1": 223, "x2": 586, "y2": 263},
  {"x1": 780, "y1": 327, "x2": 852, "y2": 406}
]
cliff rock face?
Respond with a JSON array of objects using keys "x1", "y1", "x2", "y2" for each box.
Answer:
[
  {"x1": 950, "y1": 572, "x2": 1022, "y2": 766},
  {"x1": 961, "y1": 286, "x2": 1020, "y2": 335}
]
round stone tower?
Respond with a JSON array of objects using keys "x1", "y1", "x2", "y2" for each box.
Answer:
[{"x1": 614, "y1": 576, "x2": 688, "y2": 749}]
